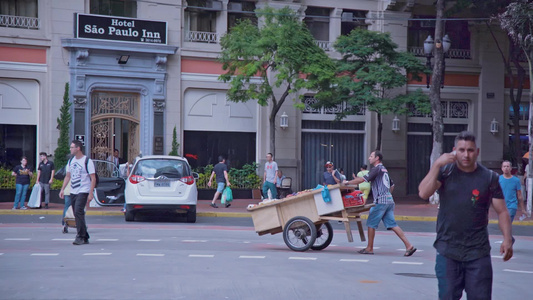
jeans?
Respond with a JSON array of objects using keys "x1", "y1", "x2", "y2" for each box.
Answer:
[
  {"x1": 40, "y1": 182, "x2": 50, "y2": 204},
  {"x1": 62, "y1": 195, "x2": 72, "y2": 226},
  {"x1": 262, "y1": 181, "x2": 277, "y2": 199},
  {"x1": 14, "y1": 184, "x2": 29, "y2": 208},
  {"x1": 71, "y1": 193, "x2": 89, "y2": 240}
]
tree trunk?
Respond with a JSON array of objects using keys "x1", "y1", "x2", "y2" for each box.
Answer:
[
  {"x1": 428, "y1": 0, "x2": 445, "y2": 205},
  {"x1": 376, "y1": 113, "x2": 382, "y2": 151},
  {"x1": 268, "y1": 85, "x2": 290, "y2": 158}
]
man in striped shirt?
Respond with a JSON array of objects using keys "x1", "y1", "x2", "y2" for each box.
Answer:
[{"x1": 344, "y1": 150, "x2": 416, "y2": 256}]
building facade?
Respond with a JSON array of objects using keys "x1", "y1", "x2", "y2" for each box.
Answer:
[{"x1": 0, "y1": 0, "x2": 529, "y2": 196}]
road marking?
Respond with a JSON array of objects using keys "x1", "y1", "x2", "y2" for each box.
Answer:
[
  {"x1": 340, "y1": 259, "x2": 369, "y2": 262},
  {"x1": 491, "y1": 255, "x2": 516, "y2": 259},
  {"x1": 182, "y1": 240, "x2": 207, "y2": 243},
  {"x1": 83, "y1": 253, "x2": 112, "y2": 256},
  {"x1": 289, "y1": 257, "x2": 317, "y2": 261},
  {"x1": 397, "y1": 249, "x2": 424, "y2": 252},
  {"x1": 0, "y1": 253, "x2": 3, "y2": 255},
  {"x1": 242, "y1": 241, "x2": 251, "y2": 244},
  {"x1": 4, "y1": 238, "x2": 30, "y2": 241},
  {"x1": 392, "y1": 261, "x2": 424, "y2": 265},
  {"x1": 138, "y1": 239, "x2": 160, "y2": 242},
  {"x1": 503, "y1": 269, "x2": 533, "y2": 274},
  {"x1": 52, "y1": 238, "x2": 74, "y2": 241},
  {"x1": 137, "y1": 254, "x2": 165, "y2": 257},
  {"x1": 189, "y1": 254, "x2": 214, "y2": 258},
  {"x1": 239, "y1": 256, "x2": 265, "y2": 259},
  {"x1": 494, "y1": 241, "x2": 503, "y2": 244},
  {"x1": 31, "y1": 253, "x2": 59, "y2": 256},
  {"x1": 355, "y1": 246, "x2": 380, "y2": 249},
  {"x1": 97, "y1": 239, "x2": 119, "y2": 242}
]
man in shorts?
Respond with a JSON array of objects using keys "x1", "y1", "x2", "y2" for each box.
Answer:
[
  {"x1": 344, "y1": 150, "x2": 416, "y2": 256},
  {"x1": 207, "y1": 156, "x2": 231, "y2": 208}
]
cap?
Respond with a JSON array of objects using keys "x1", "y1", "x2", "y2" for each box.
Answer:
[{"x1": 325, "y1": 161, "x2": 334, "y2": 167}]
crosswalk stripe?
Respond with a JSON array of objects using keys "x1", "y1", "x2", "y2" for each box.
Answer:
[
  {"x1": 83, "y1": 253, "x2": 112, "y2": 256},
  {"x1": 503, "y1": 269, "x2": 533, "y2": 274},
  {"x1": 138, "y1": 239, "x2": 160, "y2": 242},
  {"x1": 52, "y1": 238, "x2": 74, "y2": 241},
  {"x1": 239, "y1": 256, "x2": 265, "y2": 259},
  {"x1": 392, "y1": 261, "x2": 423, "y2": 265},
  {"x1": 189, "y1": 254, "x2": 214, "y2": 258},
  {"x1": 31, "y1": 253, "x2": 59, "y2": 256},
  {"x1": 339, "y1": 259, "x2": 369, "y2": 262},
  {"x1": 97, "y1": 239, "x2": 119, "y2": 241},
  {"x1": 182, "y1": 240, "x2": 207, "y2": 243},
  {"x1": 137, "y1": 254, "x2": 165, "y2": 257},
  {"x1": 289, "y1": 257, "x2": 317, "y2": 260},
  {"x1": 4, "y1": 238, "x2": 30, "y2": 241}
]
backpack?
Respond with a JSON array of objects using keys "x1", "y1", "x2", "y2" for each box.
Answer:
[{"x1": 68, "y1": 156, "x2": 99, "y2": 187}]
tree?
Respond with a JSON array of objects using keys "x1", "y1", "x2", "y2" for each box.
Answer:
[
  {"x1": 54, "y1": 83, "x2": 71, "y2": 168},
  {"x1": 219, "y1": 7, "x2": 335, "y2": 156},
  {"x1": 315, "y1": 29, "x2": 429, "y2": 150},
  {"x1": 498, "y1": 0, "x2": 533, "y2": 214},
  {"x1": 169, "y1": 125, "x2": 180, "y2": 156}
]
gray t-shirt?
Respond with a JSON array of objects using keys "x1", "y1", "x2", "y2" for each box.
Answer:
[
  {"x1": 213, "y1": 162, "x2": 228, "y2": 183},
  {"x1": 264, "y1": 161, "x2": 278, "y2": 183}
]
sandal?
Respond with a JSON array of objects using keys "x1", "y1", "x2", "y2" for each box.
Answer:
[
  {"x1": 357, "y1": 248, "x2": 374, "y2": 255},
  {"x1": 404, "y1": 247, "x2": 417, "y2": 257}
]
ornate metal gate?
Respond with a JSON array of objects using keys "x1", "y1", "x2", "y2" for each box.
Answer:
[{"x1": 90, "y1": 92, "x2": 140, "y2": 163}]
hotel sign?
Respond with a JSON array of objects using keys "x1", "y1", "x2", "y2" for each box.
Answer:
[{"x1": 75, "y1": 14, "x2": 167, "y2": 45}]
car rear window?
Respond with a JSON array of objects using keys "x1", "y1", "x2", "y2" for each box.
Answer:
[{"x1": 133, "y1": 159, "x2": 190, "y2": 179}]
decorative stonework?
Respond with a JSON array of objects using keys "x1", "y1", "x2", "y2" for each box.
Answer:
[
  {"x1": 153, "y1": 100, "x2": 166, "y2": 112},
  {"x1": 76, "y1": 49, "x2": 89, "y2": 66},
  {"x1": 73, "y1": 97, "x2": 87, "y2": 109},
  {"x1": 155, "y1": 55, "x2": 167, "y2": 70}
]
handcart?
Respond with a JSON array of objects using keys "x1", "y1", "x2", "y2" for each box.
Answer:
[{"x1": 247, "y1": 184, "x2": 374, "y2": 252}]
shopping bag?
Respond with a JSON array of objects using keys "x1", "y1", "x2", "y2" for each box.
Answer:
[
  {"x1": 27, "y1": 184, "x2": 42, "y2": 208},
  {"x1": 223, "y1": 187, "x2": 233, "y2": 203},
  {"x1": 65, "y1": 205, "x2": 74, "y2": 219},
  {"x1": 321, "y1": 185, "x2": 331, "y2": 203}
]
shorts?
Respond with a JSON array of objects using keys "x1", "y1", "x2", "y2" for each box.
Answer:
[
  {"x1": 366, "y1": 203, "x2": 398, "y2": 229},
  {"x1": 216, "y1": 182, "x2": 225, "y2": 193}
]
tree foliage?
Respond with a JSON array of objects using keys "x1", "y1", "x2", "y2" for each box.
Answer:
[
  {"x1": 169, "y1": 125, "x2": 180, "y2": 156},
  {"x1": 316, "y1": 29, "x2": 430, "y2": 150},
  {"x1": 219, "y1": 6, "x2": 335, "y2": 155},
  {"x1": 53, "y1": 83, "x2": 71, "y2": 168},
  {"x1": 498, "y1": 0, "x2": 533, "y2": 52}
]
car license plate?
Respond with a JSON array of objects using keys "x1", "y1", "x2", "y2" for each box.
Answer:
[{"x1": 154, "y1": 181, "x2": 170, "y2": 187}]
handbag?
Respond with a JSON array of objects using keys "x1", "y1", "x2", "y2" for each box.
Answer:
[{"x1": 54, "y1": 165, "x2": 66, "y2": 180}]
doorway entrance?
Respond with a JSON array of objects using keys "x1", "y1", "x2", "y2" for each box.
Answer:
[{"x1": 90, "y1": 92, "x2": 140, "y2": 167}]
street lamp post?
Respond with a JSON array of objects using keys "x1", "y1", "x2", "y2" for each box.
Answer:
[{"x1": 424, "y1": 34, "x2": 451, "y2": 88}]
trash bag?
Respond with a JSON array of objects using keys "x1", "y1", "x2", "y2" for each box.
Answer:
[
  {"x1": 223, "y1": 186, "x2": 233, "y2": 203},
  {"x1": 27, "y1": 184, "x2": 42, "y2": 208},
  {"x1": 321, "y1": 185, "x2": 331, "y2": 203}
]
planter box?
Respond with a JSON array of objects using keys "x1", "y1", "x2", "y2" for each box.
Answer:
[
  {"x1": 197, "y1": 188, "x2": 253, "y2": 200},
  {"x1": 0, "y1": 189, "x2": 63, "y2": 203}
]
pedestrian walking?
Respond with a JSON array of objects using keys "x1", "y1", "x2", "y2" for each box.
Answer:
[
  {"x1": 207, "y1": 156, "x2": 231, "y2": 208},
  {"x1": 355, "y1": 164, "x2": 371, "y2": 201},
  {"x1": 418, "y1": 131, "x2": 513, "y2": 300},
  {"x1": 344, "y1": 151, "x2": 416, "y2": 256},
  {"x1": 36, "y1": 152, "x2": 55, "y2": 209},
  {"x1": 323, "y1": 161, "x2": 341, "y2": 185},
  {"x1": 11, "y1": 156, "x2": 33, "y2": 210},
  {"x1": 59, "y1": 140, "x2": 96, "y2": 245},
  {"x1": 499, "y1": 160, "x2": 526, "y2": 223},
  {"x1": 262, "y1": 153, "x2": 278, "y2": 199}
]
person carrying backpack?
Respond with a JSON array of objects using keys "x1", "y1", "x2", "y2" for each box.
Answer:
[{"x1": 59, "y1": 140, "x2": 96, "y2": 246}]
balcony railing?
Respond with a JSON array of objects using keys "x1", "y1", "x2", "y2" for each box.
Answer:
[
  {"x1": 184, "y1": 30, "x2": 219, "y2": 44},
  {"x1": 315, "y1": 40, "x2": 332, "y2": 51},
  {"x1": 408, "y1": 46, "x2": 471, "y2": 59},
  {"x1": 0, "y1": 14, "x2": 40, "y2": 29}
]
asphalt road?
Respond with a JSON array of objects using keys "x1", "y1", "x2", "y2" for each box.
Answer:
[{"x1": 1, "y1": 215, "x2": 532, "y2": 300}]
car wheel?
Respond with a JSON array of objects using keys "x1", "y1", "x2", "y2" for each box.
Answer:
[
  {"x1": 125, "y1": 210, "x2": 135, "y2": 222},
  {"x1": 186, "y1": 207, "x2": 196, "y2": 223}
]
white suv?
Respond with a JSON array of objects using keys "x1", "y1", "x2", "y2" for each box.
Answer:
[{"x1": 124, "y1": 155, "x2": 198, "y2": 223}]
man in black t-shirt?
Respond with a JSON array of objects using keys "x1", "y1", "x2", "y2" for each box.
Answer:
[
  {"x1": 419, "y1": 131, "x2": 513, "y2": 300},
  {"x1": 207, "y1": 156, "x2": 231, "y2": 208},
  {"x1": 36, "y1": 152, "x2": 55, "y2": 209}
]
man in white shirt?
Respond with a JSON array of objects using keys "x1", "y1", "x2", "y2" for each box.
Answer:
[{"x1": 60, "y1": 140, "x2": 96, "y2": 245}]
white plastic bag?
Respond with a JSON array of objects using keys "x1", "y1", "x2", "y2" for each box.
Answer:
[
  {"x1": 27, "y1": 184, "x2": 42, "y2": 208},
  {"x1": 65, "y1": 205, "x2": 74, "y2": 219}
]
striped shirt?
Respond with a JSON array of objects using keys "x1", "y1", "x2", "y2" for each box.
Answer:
[
  {"x1": 66, "y1": 156, "x2": 95, "y2": 194},
  {"x1": 363, "y1": 163, "x2": 394, "y2": 204}
]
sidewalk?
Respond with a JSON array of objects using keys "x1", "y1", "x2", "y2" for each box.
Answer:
[{"x1": 1, "y1": 198, "x2": 532, "y2": 225}]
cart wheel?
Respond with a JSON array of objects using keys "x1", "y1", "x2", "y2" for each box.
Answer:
[
  {"x1": 311, "y1": 222, "x2": 333, "y2": 251},
  {"x1": 283, "y1": 216, "x2": 317, "y2": 252}
]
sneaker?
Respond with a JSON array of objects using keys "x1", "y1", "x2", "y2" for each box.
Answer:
[
  {"x1": 84, "y1": 239, "x2": 90, "y2": 244},
  {"x1": 225, "y1": 203, "x2": 231, "y2": 208},
  {"x1": 210, "y1": 203, "x2": 218, "y2": 208},
  {"x1": 11, "y1": 207, "x2": 17, "y2": 210},
  {"x1": 73, "y1": 238, "x2": 84, "y2": 245},
  {"x1": 20, "y1": 206, "x2": 27, "y2": 210}
]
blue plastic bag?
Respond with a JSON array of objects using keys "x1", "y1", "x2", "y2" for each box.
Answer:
[{"x1": 321, "y1": 185, "x2": 331, "y2": 203}]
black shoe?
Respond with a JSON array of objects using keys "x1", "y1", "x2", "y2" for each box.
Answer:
[
  {"x1": 225, "y1": 203, "x2": 231, "y2": 208},
  {"x1": 84, "y1": 239, "x2": 89, "y2": 244},
  {"x1": 45, "y1": 204, "x2": 48, "y2": 209},
  {"x1": 62, "y1": 226, "x2": 68, "y2": 234},
  {"x1": 73, "y1": 238, "x2": 84, "y2": 245},
  {"x1": 210, "y1": 203, "x2": 218, "y2": 208}
]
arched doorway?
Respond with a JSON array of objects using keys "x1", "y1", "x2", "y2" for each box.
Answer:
[{"x1": 90, "y1": 92, "x2": 140, "y2": 167}]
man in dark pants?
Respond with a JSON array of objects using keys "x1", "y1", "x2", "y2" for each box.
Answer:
[
  {"x1": 36, "y1": 152, "x2": 55, "y2": 209},
  {"x1": 59, "y1": 140, "x2": 96, "y2": 245},
  {"x1": 419, "y1": 131, "x2": 513, "y2": 300}
]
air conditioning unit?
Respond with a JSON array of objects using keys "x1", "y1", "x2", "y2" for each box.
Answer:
[
  {"x1": 341, "y1": 12, "x2": 353, "y2": 22},
  {"x1": 228, "y1": 2, "x2": 243, "y2": 12},
  {"x1": 206, "y1": 0, "x2": 223, "y2": 11}
]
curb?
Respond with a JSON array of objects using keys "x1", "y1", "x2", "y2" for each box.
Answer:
[{"x1": 1, "y1": 209, "x2": 532, "y2": 226}]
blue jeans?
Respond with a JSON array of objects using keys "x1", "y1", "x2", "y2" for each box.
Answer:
[
  {"x1": 435, "y1": 254, "x2": 492, "y2": 300},
  {"x1": 14, "y1": 184, "x2": 29, "y2": 208},
  {"x1": 62, "y1": 195, "x2": 71, "y2": 225},
  {"x1": 262, "y1": 181, "x2": 277, "y2": 199}
]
